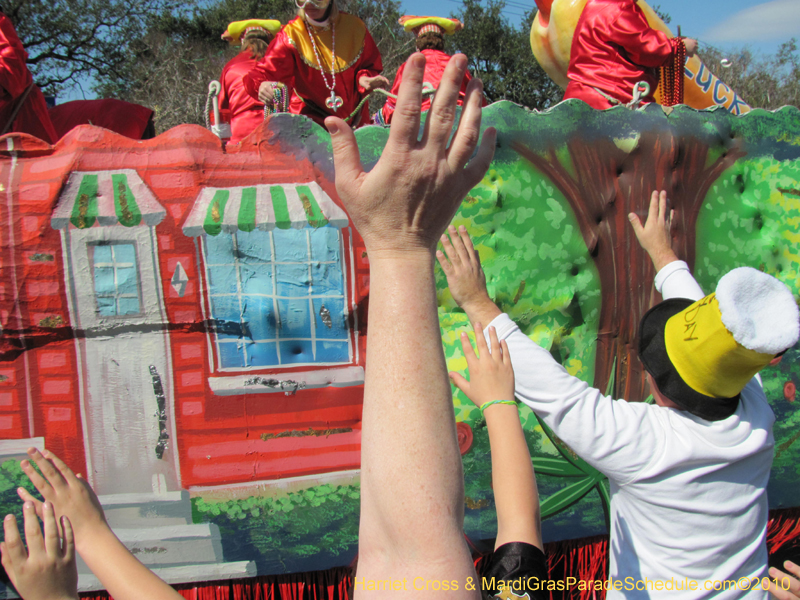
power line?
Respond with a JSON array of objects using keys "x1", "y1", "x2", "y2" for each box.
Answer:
[{"x1": 439, "y1": 0, "x2": 531, "y2": 19}]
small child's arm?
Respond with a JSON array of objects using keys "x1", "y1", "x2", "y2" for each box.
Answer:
[
  {"x1": 0, "y1": 501, "x2": 78, "y2": 600},
  {"x1": 450, "y1": 325, "x2": 542, "y2": 551},
  {"x1": 17, "y1": 448, "x2": 184, "y2": 600}
]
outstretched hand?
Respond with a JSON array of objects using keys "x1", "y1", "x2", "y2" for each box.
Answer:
[
  {"x1": 18, "y1": 448, "x2": 107, "y2": 553},
  {"x1": 770, "y1": 561, "x2": 800, "y2": 600},
  {"x1": 326, "y1": 52, "x2": 496, "y2": 257},
  {"x1": 628, "y1": 190, "x2": 679, "y2": 273},
  {"x1": 437, "y1": 224, "x2": 502, "y2": 327},
  {"x1": 450, "y1": 324, "x2": 515, "y2": 409},
  {"x1": 0, "y1": 502, "x2": 78, "y2": 600}
]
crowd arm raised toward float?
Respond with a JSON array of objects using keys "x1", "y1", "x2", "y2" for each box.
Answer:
[{"x1": 325, "y1": 50, "x2": 494, "y2": 596}]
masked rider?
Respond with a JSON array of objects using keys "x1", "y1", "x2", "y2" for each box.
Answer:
[{"x1": 243, "y1": 0, "x2": 388, "y2": 127}]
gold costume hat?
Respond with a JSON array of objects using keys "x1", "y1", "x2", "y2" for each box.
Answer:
[
  {"x1": 222, "y1": 19, "x2": 282, "y2": 46},
  {"x1": 399, "y1": 15, "x2": 464, "y2": 36}
]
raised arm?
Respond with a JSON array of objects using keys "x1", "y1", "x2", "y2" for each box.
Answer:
[
  {"x1": 18, "y1": 448, "x2": 184, "y2": 600},
  {"x1": 629, "y1": 190, "x2": 704, "y2": 301},
  {"x1": 326, "y1": 52, "x2": 495, "y2": 597},
  {"x1": 439, "y1": 222, "x2": 666, "y2": 483},
  {"x1": 449, "y1": 324, "x2": 541, "y2": 551}
]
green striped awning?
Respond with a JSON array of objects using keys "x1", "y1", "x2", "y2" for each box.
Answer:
[
  {"x1": 182, "y1": 182, "x2": 349, "y2": 237},
  {"x1": 51, "y1": 170, "x2": 166, "y2": 230}
]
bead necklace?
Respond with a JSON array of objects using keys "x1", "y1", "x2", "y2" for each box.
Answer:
[{"x1": 305, "y1": 17, "x2": 343, "y2": 112}]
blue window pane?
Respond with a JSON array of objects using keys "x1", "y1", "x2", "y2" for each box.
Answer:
[
  {"x1": 219, "y1": 340, "x2": 246, "y2": 368},
  {"x1": 116, "y1": 267, "x2": 138, "y2": 296},
  {"x1": 93, "y1": 245, "x2": 112, "y2": 263},
  {"x1": 204, "y1": 226, "x2": 350, "y2": 369},
  {"x1": 96, "y1": 296, "x2": 116, "y2": 317},
  {"x1": 279, "y1": 340, "x2": 314, "y2": 364},
  {"x1": 207, "y1": 266, "x2": 238, "y2": 295},
  {"x1": 316, "y1": 341, "x2": 350, "y2": 363},
  {"x1": 313, "y1": 297, "x2": 348, "y2": 339},
  {"x1": 240, "y1": 264, "x2": 274, "y2": 296},
  {"x1": 247, "y1": 341, "x2": 280, "y2": 367},
  {"x1": 205, "y1": 234, "x2": 234, "y2": 265},
  {"x1": 310, "y1": 228, "x2": 340, "y2": 263},
  {"x1": 93, "y1": 267, "x2": 115, "y2": 294},
  {"x1": 208, "y1": 294, "x2": 240, "y2": 322},
  {"x1": 113, "y1": 244, "x2": 136, "y2": 264},
  {"x1": 276, "y1": 262, "x2": 310, "y2": 297},
  {"x1": 236, "y1": 230, "x2": 272, "y2": 263},
  {"x1": 310, "y1": 261, "x2": 344, "y2": 296},
  {"x1": 242, "y1": 295, "x2": 276, "y2": 340},
  {"x1": 277, "y1": 298, "x2": 311, "y2": 338},
  {"x1": 117, "y1": 297, "x2": 141, "y2": 316},
  {"x1": 274, "y1": 229, "x2": 308, "y2": 262}
]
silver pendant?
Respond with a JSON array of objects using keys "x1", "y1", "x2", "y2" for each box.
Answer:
[{"x1": 326, "y1": 92, "x2": 343, "y2": 111}]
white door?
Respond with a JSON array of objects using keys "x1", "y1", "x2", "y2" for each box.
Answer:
[{"x1": 63, "y1": 225, "x2": 179, "y2": 495}]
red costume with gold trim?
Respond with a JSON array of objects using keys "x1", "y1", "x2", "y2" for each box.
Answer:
[
  {"x1": 564, "y1": 0, "x2": 681, "y2": 109},
  {"x1": 379, "y1": 49, "x2": 474, "y2": 124},
  {"x1": 0, "y1": 12, "x2": 57, "y2": 143},
  {"x1": 243, "y1": 12, "x2": 382, "y2": 127}
]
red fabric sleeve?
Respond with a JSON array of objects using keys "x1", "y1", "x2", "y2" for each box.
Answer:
[
  {"x1": 0, "y1": 14, "x2": 32, "y2": 99},
  {"x1": 243, "y1": 33, "x2": 297, "y2": 100},
  {"x1": 355, "y1": 29, "x2": 383, "y2": 94},
  {"x1": 379, "y1": 61, "x2": 404, "y2": 122},
  {"x1": 606, "y1": 3, "x2": 673, "y2": 68}
]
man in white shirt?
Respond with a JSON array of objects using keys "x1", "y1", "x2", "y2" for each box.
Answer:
[{"x1": 438, "y1": 190, "x2": 800, "y2": 599}]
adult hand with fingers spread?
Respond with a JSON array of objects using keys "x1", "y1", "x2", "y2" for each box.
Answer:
[
  {"x1": 18, "y1": 448, "x2": 106, "y2": 549},
  {"x1": 0, "y1": 502, "x2": 78, "y2": 600},
  {"x1": 450, "y1": 325, "x2": 515, "y2": 410},
  {"x1": 770, "y1": 561, "x2": 800, "y2": 600},
  {"x1": 628, "y1": 190, "x2": 678, "y2": 272},
  {"x1": 325, "y1": 52, "x2": 496, "y2": 257}
]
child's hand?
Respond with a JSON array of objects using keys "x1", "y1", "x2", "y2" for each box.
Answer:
[
  {"x1": 769, "y1": 561, "x2": 800, "y2": 599},
  {"x1": 628, "y1": 190, "x2": 679, "y2": 272},
  {"x1": 17, "y1": 448, "x2": 107, "y2": 551},
  {"x1": 449, "y1": 324, "x2": 515, "y2": 409},
  {"x1": 0, "y1": 501, "x2": 78, "y2": 600},
  {"x1": 437, "y1": 225, "x2": 492, "y2": 313}
]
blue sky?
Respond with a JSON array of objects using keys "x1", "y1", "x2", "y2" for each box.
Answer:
[{"x1": 399, "y1": 0, "x2": 800, "y2": 56}]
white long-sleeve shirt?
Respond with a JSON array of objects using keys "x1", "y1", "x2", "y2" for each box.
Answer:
[{"x1": 490, "y1": 261, "x2": 774, "y2": 599}]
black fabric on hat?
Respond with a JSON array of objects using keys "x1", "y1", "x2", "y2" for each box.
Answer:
[{"x1": 638, "y1": 298, "x2": 740, "y2": 421}]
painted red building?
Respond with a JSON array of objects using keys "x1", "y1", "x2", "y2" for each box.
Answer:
[{"x1": 0, "y1": 119, "x2": 368, "y2": 500}]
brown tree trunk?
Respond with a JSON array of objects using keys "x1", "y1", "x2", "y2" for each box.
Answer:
[{"x1": 512, "y1": 129, "x2": 745, "y2": 402}]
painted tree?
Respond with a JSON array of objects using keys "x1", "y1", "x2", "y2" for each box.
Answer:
[{"x1": 504, "y1": 104, "x2": 757, "y2": 401}]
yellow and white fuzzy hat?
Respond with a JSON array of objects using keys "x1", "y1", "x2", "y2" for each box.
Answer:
[
  {"x1": 639, "y1": 266, "x2": 799, "y2": 420},
  {"x1": 222, "y1": 19, "x2": 282, "y2": 46},
  {"x1": 399, "y1": 15, "x2": 464, "y2": 37}
]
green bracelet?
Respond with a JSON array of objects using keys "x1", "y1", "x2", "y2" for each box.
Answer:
[{"x1": 480, "y1": 399, "x2": 517, "y2": 414}]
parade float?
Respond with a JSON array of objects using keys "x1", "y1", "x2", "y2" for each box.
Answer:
[{"x1": 0, "y1": 2, "x2": 799, "y2": 599}]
